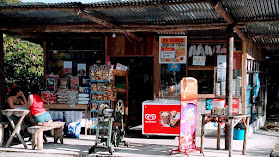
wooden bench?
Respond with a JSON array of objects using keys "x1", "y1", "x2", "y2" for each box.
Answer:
[
  {"x1": 27, "y1": 122, "x2": 65, "y2": 150},
  {"x1": 0, "y1": 122, "x2": 9, "y2": 146}
]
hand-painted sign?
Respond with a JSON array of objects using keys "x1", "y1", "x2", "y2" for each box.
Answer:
[{"x1": 159, "y1": 36, "x2": 187, "y2": 64}]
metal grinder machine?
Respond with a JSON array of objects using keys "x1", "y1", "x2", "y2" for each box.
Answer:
[{"x1": 89, "y1": 100, "x2": 130, "y2": 155}]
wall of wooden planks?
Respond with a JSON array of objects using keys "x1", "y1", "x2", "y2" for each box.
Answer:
[
  {"x1": 106, "y1": 35, "x2": 154, "y2": 57},
  {"x1": 246, "y1": 37, "x2": 265, "y2": 61},
  {"x1": 106, "y1": 35, "x2": 161, "y2": 96}
]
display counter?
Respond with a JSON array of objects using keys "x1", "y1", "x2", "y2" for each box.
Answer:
[{"x1": 142, "y1": 100, "x2": 180, "y2": 136}]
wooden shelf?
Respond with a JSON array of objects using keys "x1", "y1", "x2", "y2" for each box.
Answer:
[
  {"x1": 188, "y1": 66, "x2": 215, "y2": 70},
  {"x1": 116, "y1": 88, "x2": 126, "y2": 93},
  {"x1": 113, "y1": 69, "x2": 128, "y2": 77},
  {"x1": 45, "y1": 104, "x2": 87, "y2": 109},
  {"x1": 198, "y1": 94, "x2": 215, "y2": 99},
  {"x1": 215, "y1": 95, "x2": 241, "y2": 99}
]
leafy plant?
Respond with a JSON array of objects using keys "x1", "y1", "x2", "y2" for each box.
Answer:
[{"x1": 3, "y1": 34, "x2": 44, "y2": 93}]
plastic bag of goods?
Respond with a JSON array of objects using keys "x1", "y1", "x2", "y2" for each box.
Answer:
[{"x1": 66, "y1": 122, "x2": 81, "y2": 138}]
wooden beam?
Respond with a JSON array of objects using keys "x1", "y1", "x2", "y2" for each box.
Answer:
[
  {"x1": 1, "y1": 22, "x2": 245, "y2": 30},
  {"x1": 212, "y1": 2, "x2": 247, "y2": 41},
  {"x1": 234, "y1": 27, "x2": 247, "y2": 41},
  {"x1": 0, "y1": 32, "x2": 5, "y2": 121},
  {"x1": 213, "y1": 3, "x2": 234, "y2": 24},
  {"x1": 75, "y1": 9, "x2": 115, "y2": 29},
  {"x1": 75, "y1": 9, "x2": 142, "y2": 42},
  {"x1": 6, "y1": 24, "x2": 229, "y2": 33}
]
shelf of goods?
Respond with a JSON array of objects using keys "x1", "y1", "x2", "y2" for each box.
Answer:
[
  {"x1": 89, "y1": 64, "x2": 116, "y2": 133},
  {"x1": 112, "y1": 69, "x2": 128, "y2": 129}
]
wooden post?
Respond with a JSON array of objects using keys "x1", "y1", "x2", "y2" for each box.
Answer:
[
  {"x1": 0, "y1": 33, "x2": 5, "y2": 122},
  {"x1": 37, "y1": 131, "x2": 43, "y2": 150},
  {"x1": 242, "y1": 117, "x2": 250, "y2": 155},
  {"x1": 241, "y1": 41, "x2": 247, "y2": 114},
  {"x1": 153, "y1": 36, "x2": 160, "y2": 96},
  {"x1": 201, "y1": 115, "x2": 205, "y2": 151},
  {"x1": 225, "y1": 25, "x2": 234, "y2": 150},
  {"x1": 229, "y1": 119, "x2": 234, "y2": 157},
  {"x1": 217, "y1": 121, "x2": 221, "y2": 150}
]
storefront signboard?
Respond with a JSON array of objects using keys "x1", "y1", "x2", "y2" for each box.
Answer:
[
  {"x1": 159, "y1": 36, "x2": 187, "y2": 64},
  {"x1": 193, "y1": 56, "x2": 206, "y2": 66}
]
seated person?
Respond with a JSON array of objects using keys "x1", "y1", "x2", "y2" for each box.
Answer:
[
  {"x1": 6, "y1": 86, "x2": 28, "y2": 109},
  {"x1": 28, "y1": 87, "x2": 53, "y2": 127},
  {"x1": 6, "y1": 86, "x2": 32, "y2": 130}
]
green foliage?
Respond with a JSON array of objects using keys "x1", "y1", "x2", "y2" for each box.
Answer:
[
  {"x1": 4, "y1": 34, "x2": 44, "y2": 93},
  {"x1": 0, "y1": 0, "x2": 21, "y2": 4}
]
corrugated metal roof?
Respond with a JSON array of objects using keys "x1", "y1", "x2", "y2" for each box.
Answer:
[
  {"x1": 95, "y1": 2, "x2": 222, "y2": 24},
  {"x1": 2, "y1": 10, "x2": 90, "y2": 24},
  {"x1": 0, "y1": 1, "x2": 223, "y2": 25},
  {"x1": 1, "y1": 0, "x2": 279, "y2": 54},
  {"x1": 246, "y1": 22, "x2": 279, "y2": 35},
  {"x1": 222, "y1": 0, "x2": 279, "y2": 22}
]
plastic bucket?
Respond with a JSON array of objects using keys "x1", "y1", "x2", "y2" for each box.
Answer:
[{"x1": 233, "y1": 128, "x2": 245, "y2": 140}]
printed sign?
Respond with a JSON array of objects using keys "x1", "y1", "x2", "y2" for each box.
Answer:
[
  {"x1": 179, "y1": 77, "x2": 198, "y2": 150},
  {"x1": 217, "y1": 55, "x2": 226, "y2": 81},
  {"x1": 77, "y1": 63, "x2": 86, "y2": 76},
  {"x1": 159, "y1": 36, "x2": 187, "y2": 64},
  {"x1": 193, "y1": 56, "x2": 206, "y2": 66},
  {"x1": 168, "y1": 64, "x2": 181, "y2": 72},
  {"x1": 64, "y1": 61, "x2": 72, "y2": 74},
  {"x1": 233, "y1": 51, "x2": 242, "y2": 70},
  {"x1": 222, "y1": 98, "x2": 240, "y2": 114},
  {"x1": 143, "y1": 104, "x2": 180, "y2": 135}
]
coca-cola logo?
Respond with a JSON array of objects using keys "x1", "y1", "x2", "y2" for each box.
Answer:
[{"x1": 145, "y1": 114, "x2": 156, "y2": 121}]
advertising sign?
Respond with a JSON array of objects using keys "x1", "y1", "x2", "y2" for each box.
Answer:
[
  {"x1": 143, "y1": 104, "x2": 180, "y2": 135},
  {"x1": 159, "y1": 36, "x2": 187, "y2": 64},
  {"x1": 215, "y1": 98, "x2": 240, "y2": 114},
  {"x1": 217, "y1": 55, "x2": 226, "y2": 81},
  {"x1": 64, "y1": 61, "x2": 72, "y2": 74},
  {"x1": 179, "y1": 77, "x2": 198, "y2": 150},
  {"x1": 233, "y1": 51, "x2": 242, "y2": 70},
  {"x1": 168, "y1": 64, "x2": 181, "y2": 72},
  {"x1": 193, "y1": 56, "x2": 206, "y2": 66},
  {"x1": 171, "y1": 77, "x2": 203, "y2": 155}
]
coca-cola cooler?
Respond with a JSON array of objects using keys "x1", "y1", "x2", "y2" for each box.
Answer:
[{"x1": 142, "y1": 100, "x2": 180, "y2": 136}]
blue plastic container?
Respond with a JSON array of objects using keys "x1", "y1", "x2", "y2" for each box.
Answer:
[{"x1": 233, "y1": 127, "x2": 245, "y2": 140}]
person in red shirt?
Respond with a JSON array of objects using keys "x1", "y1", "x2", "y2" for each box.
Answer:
[{"x1": 27, "y1": 87, "x2": 53, "y2": 127}]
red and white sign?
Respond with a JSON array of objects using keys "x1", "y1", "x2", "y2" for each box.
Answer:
[{"x1": 142, "y1": 103, "x2": 180, "y2": 135}]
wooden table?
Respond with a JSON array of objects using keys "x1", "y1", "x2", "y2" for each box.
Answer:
[
  {"x1": 1, "y1": 109, "x2": 30, "y2": 148},
  {"x1": 45, "y1": 104, "x2": 88, "y2": 135},
  {"x1": 201, "y1": 113, "x2": 250, "y2": 157}
]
